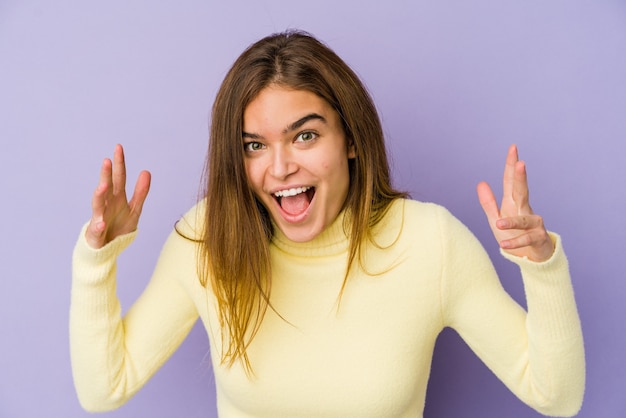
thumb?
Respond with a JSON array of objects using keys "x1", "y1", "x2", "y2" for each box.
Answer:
[
  {"x1": 85, "y1": 219, "x2": 107, "y2": 249},
  {"x1": 477, "y1": 181, "x2": 500, "y2": 224}
]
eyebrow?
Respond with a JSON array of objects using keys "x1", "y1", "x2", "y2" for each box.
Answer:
[{"x1": 242, "y1": 113, "x2": 327, "y2": 139}]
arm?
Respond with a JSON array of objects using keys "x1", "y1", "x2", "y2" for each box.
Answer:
[
  {"x1": 70, "y1": 145, "x2": 199, "y2": 411},
  {"x1": 442, "y1": 145, "x2": 584, "y2": 416},
  {"x1": 70, "y1": 225, "x2": 200, "y2": 412},
  {"x1": 439, "y1": 212, "x2": 584, "y2": 416}
]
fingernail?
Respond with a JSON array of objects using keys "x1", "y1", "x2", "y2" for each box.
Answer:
[{"x1": 496, "y1": 219, "x2": 508, "y2": 229}]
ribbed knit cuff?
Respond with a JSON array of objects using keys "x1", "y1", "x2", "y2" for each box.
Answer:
[
  {"x1": 499, "y1": 232, "x2": 565, "y2": 271},
  {"x1": 501, "y1": 232, "x2": 581, "y2": 341},
  {"x1": 72, "y1": 222, "x2": 138, "y2": 285}
]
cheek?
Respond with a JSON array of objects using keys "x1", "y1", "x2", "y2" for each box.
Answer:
[
  {"x1": 244, "y1": 161, "x2": 263, "y2": 190},
  {"x1": 316, "y1": 149, "x2": 349, "y2": 173},
  {"x1": 318, "y1": 154, "x2": 349, "y2": 177}
]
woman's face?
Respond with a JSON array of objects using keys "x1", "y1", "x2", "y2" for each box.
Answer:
[{"x1": 243, "y1": 85, "x2": 355, "y2": 243}]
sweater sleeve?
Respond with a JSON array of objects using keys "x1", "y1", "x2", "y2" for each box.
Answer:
[
  {"x1": 69, "y1": 216, "x2": 201, "y2": 412},
  {"x1": 438, "y1": 207, "x2": 585, "y2": 417}
]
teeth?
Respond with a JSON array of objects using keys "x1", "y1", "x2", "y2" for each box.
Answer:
[{"x1": 274, "y1": 186, "x2": 311, "y2": 197}]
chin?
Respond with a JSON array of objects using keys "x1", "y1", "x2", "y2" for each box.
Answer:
[
  {"x1": 278, "y1": 222, "x2": 325, "y2": 243},
  {"x1": 282, "y1": 230, "x2": 319, "y2": 243}
]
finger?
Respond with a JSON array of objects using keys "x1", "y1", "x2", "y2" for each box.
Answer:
[
  {"x1": 91, "y1": 158, "x2": 112, "y2": 220},
  {"x1": 87, "y1": 158, "x2": 112, "y2": 248},
  {"x1": 499, "y1": 228, "x2": 554, "y2": 262},
  {"x1": 128, "y1": 170, "x2": 152, "y2": 218},
  {"x1": 496, "y1": 214, "x2": 544, "y2": 231},
  {"x1": 500, "y1": 232, "x2": 533, "y2": 250},
  {"x1": 477, "y1": 181, "x2": 500, "y2": 224},
  {"x1": 512, "y1": 160, "x2": 532, "y2": 215},
  {"x1": 112, "y1": 144, "x2": 127, "y2": 196},
  {"x1": 502, "y1": 144, "x2": 519, "y2": 205}
]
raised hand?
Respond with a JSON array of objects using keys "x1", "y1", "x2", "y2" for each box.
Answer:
[
  {"x1": 476, "y1": 144, "x2": 554, "y2": 262},
  {"x1": 85, "y1": 144, "x2": 151, "y2": 249}
]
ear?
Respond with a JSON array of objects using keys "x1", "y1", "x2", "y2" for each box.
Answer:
[{"x1": 347, "y1": 137, "x2": 356, "y2": 159}]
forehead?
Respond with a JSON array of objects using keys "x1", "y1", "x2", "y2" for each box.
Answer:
[{"x1": 243, "y1": 86, "x2": 337, "y2": 132}]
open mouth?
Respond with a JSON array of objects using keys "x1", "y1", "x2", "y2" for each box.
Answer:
[{"x1": 274, "y1": 186, "x2": 316, "y2": 216}]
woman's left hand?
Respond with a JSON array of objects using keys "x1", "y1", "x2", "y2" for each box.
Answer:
[{"x1": 477, "y1": 144, "x2": 555, "y2": 262}]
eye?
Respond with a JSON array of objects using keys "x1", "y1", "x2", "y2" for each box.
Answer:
[
  {"x1": 244, "y1": 141, "x2": 265, "y2": 152},
  {"x1": 295, "y1": 131, "x2": 318, "y2": 142}
]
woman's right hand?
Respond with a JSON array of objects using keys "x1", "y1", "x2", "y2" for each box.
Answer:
[{"x1": 85, "y1": 144, "x2": 152, "y2": 249}]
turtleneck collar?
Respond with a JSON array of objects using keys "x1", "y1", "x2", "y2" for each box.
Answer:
[{"x1": 270, "y1": 210, "x2": 351, "y2": 258}]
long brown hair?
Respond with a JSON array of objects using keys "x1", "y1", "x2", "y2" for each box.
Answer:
[{"x1": 200, "y1": 30, "x2": 406, "y2": 371}]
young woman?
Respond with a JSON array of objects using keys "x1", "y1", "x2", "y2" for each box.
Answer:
[{"x1": 70, "y1": 31, "x2": 585, "y2": 417}]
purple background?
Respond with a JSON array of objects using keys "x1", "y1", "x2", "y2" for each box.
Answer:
[{"x1": 1, "y1": 1, "x2": 624, "y2": 417}]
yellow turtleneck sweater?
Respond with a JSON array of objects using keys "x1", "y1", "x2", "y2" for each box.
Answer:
[{"x1": 70, "y1": 199, "x2": 585, "y2": 417}]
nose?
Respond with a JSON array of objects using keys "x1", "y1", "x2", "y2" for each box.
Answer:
[{"x1": 268, "y1": 146, "x2": 298, "y2": 180}]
